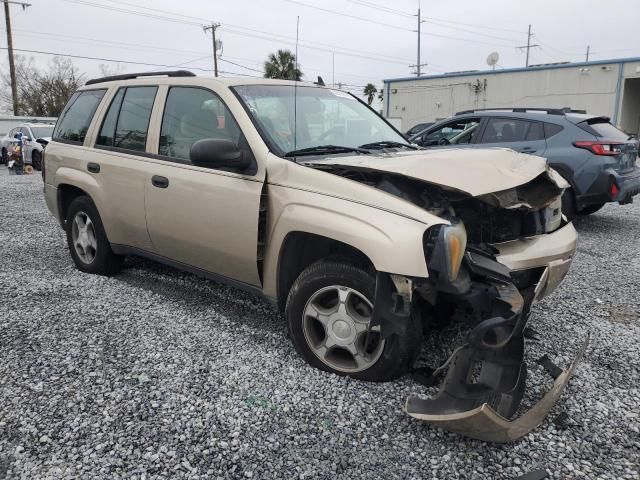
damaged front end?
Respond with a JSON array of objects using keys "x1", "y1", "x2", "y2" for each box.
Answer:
[
  {"x1": 355, "y1": 167, "x2": 583, "y2": 442},
  {"x1": 373, "y1": 241, "x2": 586, "y2": 442}
]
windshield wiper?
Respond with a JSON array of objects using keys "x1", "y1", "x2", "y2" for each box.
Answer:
[
  {"x1": 358, "y1": 140, "x2": 418, "y2": 150},
  {"x1": 284, "y1": 145, "x2": 370, "y2": 157}
]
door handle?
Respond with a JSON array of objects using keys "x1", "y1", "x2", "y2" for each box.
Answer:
[
  {"x1": 87, "y1": 162, "x2": 100, "y2": 173},
  {"x1": 151, "y1": 175, "x2": 169, "y2": 188}
]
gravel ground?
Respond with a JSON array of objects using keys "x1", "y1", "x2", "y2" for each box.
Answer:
[{"x1": 0, "y1": 166, "x2": 638, "y2": 480}]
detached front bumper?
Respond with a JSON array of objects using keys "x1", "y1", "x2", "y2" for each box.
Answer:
[{"x1": 403, "y1": 237, "x2": 585, "y2": 442}]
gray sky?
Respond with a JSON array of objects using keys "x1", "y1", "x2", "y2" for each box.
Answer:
[{"x1": 1, "y1": 0, "x2": 639, "y2": 101}]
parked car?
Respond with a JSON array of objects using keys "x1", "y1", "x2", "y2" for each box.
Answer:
[
  {"x1": 409, "y1": 108, "x2": 640, "y2": 218},
  {"x1": 43, "y1": 71, "x2": 579, "y2": 440},
  {"x1": 405, "y1": 121, "x2": 434, "y2": 137},
  {"x1": 0, "y1": 122, "x2": 55, "y2": 169}
]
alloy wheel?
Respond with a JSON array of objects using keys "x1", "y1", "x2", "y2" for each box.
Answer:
[
  {"x1": 302, "y1": 285, "x2": 385, "y2": 373},
  {"x1": 71, "y1": 211, "x2": 98, "y2": 264}
]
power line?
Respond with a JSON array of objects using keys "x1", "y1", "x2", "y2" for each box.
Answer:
[
  {"x1": 284, "y1": 0, "x2": 520, "y2": 48},
  {"x1": 61, "y1": 0, "x2": 412, "y2": 65},
  {"x1": 0, "y1": 45, "x2": 263, "y2": 78}
]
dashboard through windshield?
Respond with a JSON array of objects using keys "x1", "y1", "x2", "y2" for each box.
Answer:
[{"x1": 233, "y1": 84, "x2": 408, "y2": 156}]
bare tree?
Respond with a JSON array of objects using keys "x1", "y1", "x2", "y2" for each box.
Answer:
[
  {"x1": 98, "y1": 63, "x2": 125, "y2": 78},
  {"x1": 1, "y1": 56, "x2": 85, "y2": 117}
]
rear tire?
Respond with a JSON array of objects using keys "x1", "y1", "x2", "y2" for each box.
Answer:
[
  {"x1": 65, "y1": 196, "x2": 122, "y2": 275},
  {"x1": 561, "y1": 187, "x2": 577, "y2": 221},
  {"x1": 577, "y1": 202, "x2": 605, "y2": 216},
  {"x1": 285, "y1": 260, "x2": 422, "y2": 382},
  {"x1": 31, "y1": 150, "x2": 42, "y2": 171}
]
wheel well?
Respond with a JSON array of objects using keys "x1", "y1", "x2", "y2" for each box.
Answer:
[
  {"x1": 58, "y1": 184, "x2": 88, "y2": 224},
  {"x1": 276, "y1": 232, "x2": 374, "y2": 311}
]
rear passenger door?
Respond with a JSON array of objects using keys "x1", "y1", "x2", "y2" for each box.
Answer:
[
  {"x1": 90, "y1": 85, "x2": 158, "y2": 251},
  {"x1": 143, "y1": 86, "x2": 264, "y2": 287},
  {"x1": 477, "y1": 117, "x2": 547, "y2": 156}
]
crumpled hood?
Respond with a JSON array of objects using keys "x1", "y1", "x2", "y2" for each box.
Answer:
[{"x1": 302, "y1": 148, "x2": 565, "y2": 197}]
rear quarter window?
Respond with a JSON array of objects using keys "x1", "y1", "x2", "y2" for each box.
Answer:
[
  {"x1": 53, "y1": 89, "x2": 106, "y2": 144},
  {"x1": 544, "y1": 123, "x2": 564, "y2": 139},
  {"x1": 579, "y1": 120, "x2": 629, "y2": 141}
]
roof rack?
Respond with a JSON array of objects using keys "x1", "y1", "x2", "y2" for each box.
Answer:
[
  {"x1": 455, "y1": 107, "x2": 587, "y2": 116},
  {"x1": 85, "y1": 70, "x2": 196, "y2": 86}
]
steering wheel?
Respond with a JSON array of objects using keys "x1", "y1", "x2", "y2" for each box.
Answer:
[
  {"x1": 316, "y1": 126, "x2": 343, "y2": 143},
  {"x1": 438, "y1": 137, "x2": 451, "y2": 146}
]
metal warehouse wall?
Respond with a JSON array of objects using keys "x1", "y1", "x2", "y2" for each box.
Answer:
[{"x1": 384, "y1": 60, "x2": 640, "y2": 132}]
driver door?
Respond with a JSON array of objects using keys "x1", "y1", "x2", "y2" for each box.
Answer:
[
  {"x1": 144, "y1": 86, "x2": 265, "y2": 287},
  {"x1": 416, "y1": 117, "x2": 482, "y2": 149}
]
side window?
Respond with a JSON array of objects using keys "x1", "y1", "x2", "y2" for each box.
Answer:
[
  {"x1": 96, "y1": 88, "x2": 125, "y2": 147},
  {"x1": 159, "y1": 87, "x2": 241, "y2": 161},
  {"x1": 97, "y1": 86, "x2": 157, "y2": 152},
  {"x1": 53, "y1": 90, "x2": 106, "y2": 143},
  {"x1": 544, "y1": 123, "x2": 564, "y2": 139},
  {"x1": 420, "y1": 118, "x2": 480, "y2": 146},
  {"x1": 481, "y1": 118, "x2": 535, "y2": 143},
  {"x1": 525, "y1": 122, "x2": 545, "y2": 141}
]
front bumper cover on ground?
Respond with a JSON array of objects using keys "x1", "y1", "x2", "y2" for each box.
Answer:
[
  {"x1": 406, "y1": 334, "x2": 589, "y2": 443},
  {"x1": 403, "y1": 269, "x2": 588, "y2": 442}
]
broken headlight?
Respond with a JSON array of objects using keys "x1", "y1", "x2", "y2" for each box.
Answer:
[{"x1": 424, "y1": 220, "x2": 468, "y2": 282}]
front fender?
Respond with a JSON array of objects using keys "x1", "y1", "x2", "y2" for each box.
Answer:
[{"x1": 261, "y1": 185, "x2": 444, "y2": 298}]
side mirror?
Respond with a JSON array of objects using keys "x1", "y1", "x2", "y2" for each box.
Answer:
[{"x1": 190, "y1": 138, "x2": 251, "y2": 171}]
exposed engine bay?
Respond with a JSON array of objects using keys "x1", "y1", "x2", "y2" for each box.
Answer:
[
  {"x1": 304, "y1": 159, "x2": 583, "y2": 443},
  {"x1": 313, "y1": 166, "x2": 564, "y2": 245}
]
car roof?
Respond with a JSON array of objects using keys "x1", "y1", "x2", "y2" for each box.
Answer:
[
  {"x1": 452, "y1": 110, "x2": 604, "y2": 124},
  {"x1": 78, "y1": 74, "x2": 326, "y2": 91}
]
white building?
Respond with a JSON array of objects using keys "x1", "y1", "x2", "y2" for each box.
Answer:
[{"x1": 383, "y1": 57, "x2": 640, "y2": 136}]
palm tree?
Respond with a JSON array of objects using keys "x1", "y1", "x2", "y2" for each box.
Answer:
[
  {"x1": 264, "y1": 50, "x2": 303, "y2": 80},
  {"x1": 363, "y1": 83, "x2": 378, "y2": 105}
]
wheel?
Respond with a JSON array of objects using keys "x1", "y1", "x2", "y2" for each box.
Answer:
[
  {"x1": 65, "y1": 196, "x2": 122, "y2": 275},
  {"x1": 31, "y1": 150, "x2": 42, "y2": 171},
  {"x1": 285, "y1": 261, "x2": 422, "y2": 381},
  {"x1": 561, "y1": 187, "x2": 577, "y2": 221},
  {"x1": 577, "y1": 202, "x2": 605, "y2": 216},
  {"x1": 1, "y1": 147, "x2": 7, "y2": 165}
]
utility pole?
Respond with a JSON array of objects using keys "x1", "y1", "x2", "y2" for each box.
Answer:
[
  {"x1": 332, "y1": 52, "x2": 335, "y2": 88},
  {"x1": 203, "y1": 23, "x2": 221, "y2": 77},
  {"x1": 585, "y1": 45, "x2": 590, "y2": 62},
  {"x1": 517, "y1": 24, "x2": 540, "y2": 67},
  {"x1": 409, "y1": 6, "x2": 427, "y2": 77},
  {"x1": 3, "y1": 1, "x2": 30, "y2": 115}
]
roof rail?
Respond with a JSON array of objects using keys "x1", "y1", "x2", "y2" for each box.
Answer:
[
  {"x1": 455, "y1": 107, "x2": 587, "y2": 116},
  {"x1": 85, "y1": 70, "x2": 196, "y2": 86}
]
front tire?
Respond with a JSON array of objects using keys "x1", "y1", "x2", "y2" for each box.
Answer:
[
  {"x1": 285, "y1": 261, "x2": 421, "y2": 381},
  {"x1": 65, "y1": 196, "x2": 122, "y2": 275}
]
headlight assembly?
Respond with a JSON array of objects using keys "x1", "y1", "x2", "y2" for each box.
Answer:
[{"x1": 424, "y1": 220, "x2": 468, "y2": 282}]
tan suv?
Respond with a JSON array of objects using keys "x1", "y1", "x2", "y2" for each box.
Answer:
[{"x1": 44, "y1": 71, "x2": 580, "y2": 441}]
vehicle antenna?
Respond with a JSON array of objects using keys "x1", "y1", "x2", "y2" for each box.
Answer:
[{"x1": 294, "y1": 15, "x2": 300, "y2": 161}]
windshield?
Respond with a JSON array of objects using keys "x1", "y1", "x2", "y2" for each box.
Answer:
[
  {"x1": 233, "y1": 85, "x2": 408, "y2": 155},
  {"x1": 30, "y1": 126, "x2": 54, "y2": 138}
]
